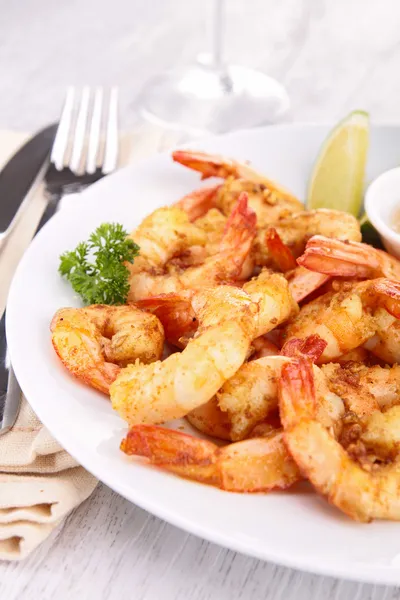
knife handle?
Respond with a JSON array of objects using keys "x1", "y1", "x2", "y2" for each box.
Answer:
[{"x1": 0, "y1": 187, "x2": 61, "y2": 434}]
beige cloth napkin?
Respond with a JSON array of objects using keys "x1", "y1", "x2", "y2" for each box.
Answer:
[{"x1": 0, "y1": 125, "x2": 174, "y2": 561}]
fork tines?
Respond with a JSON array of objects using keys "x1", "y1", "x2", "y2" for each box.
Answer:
[{"x1": 51, "y1": 87, "x2": 119, "y2": 175}]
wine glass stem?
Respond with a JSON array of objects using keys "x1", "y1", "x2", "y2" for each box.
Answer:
[{"x1": 211, "y1": 0, "x2": 224, "y2": 69}]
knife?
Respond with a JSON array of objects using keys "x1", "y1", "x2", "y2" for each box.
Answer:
[
  {"x1": 0, "y1": 124, "x2": 58, "y2": 248},
  {"x1": 0, "y1": 124, "x2": 58, "y2": 434}
]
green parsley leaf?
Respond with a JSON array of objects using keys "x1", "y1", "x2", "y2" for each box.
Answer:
[{"x1": 59, "y1": 223, "x2": 140, "y2": 305}]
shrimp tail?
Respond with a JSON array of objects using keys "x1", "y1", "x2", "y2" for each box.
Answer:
[
  {"x1": 175, "y1": 186, "x2": 220, "y2": 221},
  {"x1": 287, "y1": 267, "x2": 330, "y2": 304},
  {"x1": 121, "y1": 425, "x2": 220, "y2": 485},
  {"x1": 266, "y1": 228, "x2": 297, "y2": 272},
  {"x1": 121, "y1": 424, "x2": 216, "y2": 465},
  {"x1": 297, "y1": 235, "x2": 379, "y2": 278},
  {"x1": 279, "y1": 358, "x2": 316, "y2": 429},
  {"x1": 369, "y1": 279, "x2": 400, "y2": 318},
  {"x1": 219, "y1": 192, "x2": 257, "y2": 253},
  {"x1": 172, "y1": 149, "x2": 233, "y2": 180},
  {"x1": 281, "y1": 334, "x2": 328, "y2": 363},
  {"x1": 121, "y1": 425, "x2": 300, "y2": 492},
  {"x1": 136, "y1": 293, "x2": 196, "y2": 346}
]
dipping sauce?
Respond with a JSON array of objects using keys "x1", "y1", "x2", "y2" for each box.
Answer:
[{"x1": 391, "y1": 205, "x2": 400, "y2": 233}]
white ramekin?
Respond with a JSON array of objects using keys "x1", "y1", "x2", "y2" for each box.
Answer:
[{"x1": 365, "y1": 166, "x2": 400, "y2": 258}]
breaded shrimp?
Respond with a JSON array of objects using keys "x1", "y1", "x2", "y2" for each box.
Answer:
[
  {"x1": 282, "y1": 279, "x2": 400, "y2": 363},
  {"x1": 172, "y1": 149, "x2": 303, "y2": 226},
  {"x1": 127, "y1": 206, "x2": 206, "y2": 275},
  {"x1": 121, "y1": 425, "x2": 300, "y2": 493},
  {"x1": 51, "y1": 305, "x2": 164, "y2": 394},
  {"x1": 111, "y1": 273, "x2": 295, "y2": 425},
  {"x1": 297, "y1": 235, "x2": 400, "y2": 280},
  {"x1": 280, "y1": 358, "x2": 400, "y2": 522},
  {"x1": 254, "y1": 210, "x2": 362, "y2": 267},
  {"x1": 128, "y1": 193, "x2": 256, "y2": 302}
]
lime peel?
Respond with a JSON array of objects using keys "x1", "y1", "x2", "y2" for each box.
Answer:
[{"x1": 307, "y1": 110, "x2": 370, "y2": 217}]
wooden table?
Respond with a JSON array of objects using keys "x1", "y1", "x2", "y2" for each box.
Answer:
[{"x1": 2, "y1": 0, "x2": 400, "y2": 597}]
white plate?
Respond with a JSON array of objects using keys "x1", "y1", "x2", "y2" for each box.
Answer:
[{"x1": 7, "y1": 124, "x2": 400, "y2": 585}]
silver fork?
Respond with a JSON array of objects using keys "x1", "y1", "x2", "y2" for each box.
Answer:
[
  {"x1": 0, "y1": 86, "x2": 120, "y2": 435},
  {"x1": 38, "y1": 86, "x2": 120, "y2": 226}
]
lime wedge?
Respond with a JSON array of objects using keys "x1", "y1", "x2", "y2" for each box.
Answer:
[{"x1": 307, "y1": 110, "x2": 369, "y2": 216}]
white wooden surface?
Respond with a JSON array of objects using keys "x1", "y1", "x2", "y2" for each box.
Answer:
[{"x1": 2, "y1": 0, "x2": 400, "y2": 597}]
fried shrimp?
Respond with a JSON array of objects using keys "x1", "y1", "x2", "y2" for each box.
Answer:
[
  {"x1": 218, "y1": 348, "x2": 341, "y2": 442},
  {"x1": 282, "y1": 279, "x2": 400, "y2": 363},
  {"x1": 127, "y1": 205, "x2": 206, "y2": 275},
  {"x1": 280, "y1": 358, "x2": 400, "y2": 522},
  {"x1": 172, "y1": 150, "x2": 303, "y2": 226},
  {"x1": 214, "y1": 178, "x2": 303, "y2": 228},
  {"x1": 121, "y1": 425, "x2": 301, "y2": 493},
  {"x1": 297, "y1": 235, "x2": 400, "y2": 279},
  {"x1": 111, "y1": 273, "x2": 295, "y2": 425},
  {"x1": 51, "y1": 305, "x2": 164, "y2": 394},
  {"x1": 187, "y1": 335, "x2": 327, "y2": 442},
  {"x1": 254, "y1": 210, "x2": 362, "y2": 267},
  {"x1": 128, "y1": 193, "x2": 256, "y2": 302},
  {"x1": 216, "y1": 356, "x2": 289, "y2": 441}
]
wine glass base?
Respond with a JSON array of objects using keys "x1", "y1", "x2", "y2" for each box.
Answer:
[{"x1": 137, "y1": 63, "x2": 290, "y2": 135}]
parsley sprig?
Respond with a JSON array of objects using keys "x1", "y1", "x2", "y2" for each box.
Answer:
[{"x1": 59, "y1": 223, "x2": 139, "y2": 305}]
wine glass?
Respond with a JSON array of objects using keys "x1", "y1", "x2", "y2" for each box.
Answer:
[{"x1": 138, "y1": 0, "x2": 290, "y2": 136}]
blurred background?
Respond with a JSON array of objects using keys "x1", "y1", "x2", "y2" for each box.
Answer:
[{"x1": 2, "y1": 0, "x2": 400, "y2": 131}]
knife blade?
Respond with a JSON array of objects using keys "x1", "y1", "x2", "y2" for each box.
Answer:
[
  {"x1": 0, "y1": 124, "x2": 58, "y2": 246},
  {"x1": 0, "y1": 124, "x2": 58, "y2": 434}
]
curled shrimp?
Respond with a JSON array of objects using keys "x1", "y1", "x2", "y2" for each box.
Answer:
[
  {"x1": 128, "y1": 193, "x2": 256, "y2": 303},
  {"x1": 282, "y1": 278, "x2": 400, "y2": 363},
  {"x1": 218, "y1": 344, "x2": 341, "y2": 442},
  {"x1": 111, "y1": 273, "x2": 296, "y2": 425},
  {"x1": 297, "y1": 235, "x2": 400, "y2": 279},
  {"x1": 172, "y1": 208, "x2": 227, "y2": 268},
  {"x1": 280, "y1": 358, "x2": 400, "y2": 522},
  {"x1": 188, "y1": 335, "x2": 328, "y2": 443},
  {"x1": 214, "y1": 178, "x2": 302, "y2": 228},
  {"x1": 138, "y1": 264, "x2": 316, "y2": 350},
  {"x1": 254, "y1": 209, "x2": 361, "y2": 267},
  {"x1": 172, "y1": 150, "x2": 303, "y2": 226},
  {"x1": 172, "y1": 150, "x2": 298, "y2": 195},
  {"x1": 121, "y1": 424, "x2": 301, "y2": 493},
  {"x1": 127, "y1": 205, "x2": 206, "y2": 275},
  {"x1": 51, "y1": 305, "x2": 164, "y2": 394}
]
